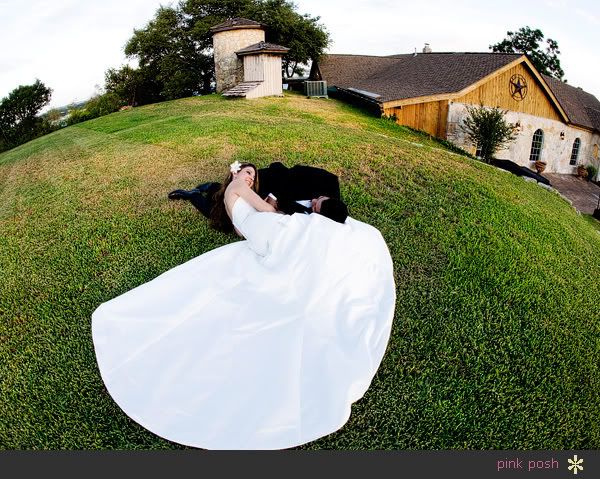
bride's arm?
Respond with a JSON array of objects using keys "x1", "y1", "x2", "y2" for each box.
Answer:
[{"x1": 227, "y1": 182, "x2": 276, "y2": 213}]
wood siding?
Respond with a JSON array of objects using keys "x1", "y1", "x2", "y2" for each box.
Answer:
[
  {"x1": 243, "y1": 55, "x2": 265, "y2": 82},
  {"x1": 244, "y1": 54, "x2": 283, "y2": 99},
  {"x1": 384, "y1": 100, "x2": 449, "y2": 138},
  {"x1": 380, "y1": 62, "x2": 565, "y2": 139},
  {"x1": 455, "y1": 63, "x2": 562, "y2": 121}
]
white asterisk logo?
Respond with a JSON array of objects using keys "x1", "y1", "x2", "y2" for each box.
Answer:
[{"x1": 567, "y1": 455, "x2": 583, "y2": 475}]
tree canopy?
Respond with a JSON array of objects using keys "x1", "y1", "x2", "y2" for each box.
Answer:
[
  {"x1": 490, "y1": 26, "x2": 565, "y2": 80},
  {"x1": 105, "y1": 65, "x2": 163, "y2": 106},
  {"x1": 107, "y1": 0, "x2": 329, "y2": 105},
  {"x1": 0, "y1": 80, "x2": 53, "y2": 152}
]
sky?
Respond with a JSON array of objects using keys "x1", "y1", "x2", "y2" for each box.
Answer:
[{"x1": 1, "y1": 0, "x2": 598, "y2": 111}]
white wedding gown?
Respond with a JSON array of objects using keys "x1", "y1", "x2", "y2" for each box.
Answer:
[{"x1": 92, "y1": 197, "x2": 396, "y2": 449}]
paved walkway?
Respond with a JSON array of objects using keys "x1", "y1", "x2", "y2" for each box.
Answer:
[{"x1": 545, "y1": 173, "x2": 600, "y2": 214}]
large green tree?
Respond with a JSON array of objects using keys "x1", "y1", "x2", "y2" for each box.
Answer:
[
  {"x1": 490, "y1": 26, "x2": 565, "y2": 80},
  {"x1": 108, "y1": 0, "x2": 329, "y2": 104},
  {"x1": 0, "y1": 80, "x2": 53, "y2": 152}
]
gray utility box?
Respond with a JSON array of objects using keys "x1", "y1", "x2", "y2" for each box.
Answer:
[{"x1": 305, "y1": 81, "x2": 328, "y2": 98}]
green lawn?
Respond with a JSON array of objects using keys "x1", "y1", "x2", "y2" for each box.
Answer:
[
  {"x1": 1, "y1": 92, "x2": 599, "y2": 449},
  {"x1": 583, "y1": 214, "x2": 600, "y2": 233}
]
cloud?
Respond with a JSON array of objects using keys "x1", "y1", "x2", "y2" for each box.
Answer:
[
  {"x1": 296, "y1": 0, "x2": 599, "y2": 96},
  {"x1": 1, "y1": 0, "x2": 597, "y2": 105},
  {"x1": 0, "y1": 0, "x2": 165, "y2": 107},
  {"x1": 575, "y1": 7, "x2": 600, "y2": 25}
]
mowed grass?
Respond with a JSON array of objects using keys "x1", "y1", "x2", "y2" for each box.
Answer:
[{"x1": 1, "y1": 92, "x2": 599, "y2": 449}]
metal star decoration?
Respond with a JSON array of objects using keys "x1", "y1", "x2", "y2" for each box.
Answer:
[{"x1": 509, "y1": 74, "x2": 528, "y2": 101}]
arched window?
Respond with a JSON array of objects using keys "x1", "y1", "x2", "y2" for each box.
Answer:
[
  {"x1": 594, "y1": 144, "x2": 599, "y2": 160},
  {"x1": 569, "y1": 138, "x2": 581, "y2": 165},
  {"x1": 529, "y1": 129, "x2": 544, "y2": 162}
]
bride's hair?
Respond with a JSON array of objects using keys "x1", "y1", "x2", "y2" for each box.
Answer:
[{"x1": 210, "y1": 163, "x2": 258, "y2": 233}]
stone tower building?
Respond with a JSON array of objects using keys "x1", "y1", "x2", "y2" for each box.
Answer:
[{"x1": 211, "y1": 18, "x2": 265, "y2": 93}]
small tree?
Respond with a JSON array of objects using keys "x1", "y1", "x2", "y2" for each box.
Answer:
[{"x1": 461, "y1": 105, "x2": 517, "y2": 163}]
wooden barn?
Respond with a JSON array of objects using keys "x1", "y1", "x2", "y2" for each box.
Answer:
[{"x1": 311, "y1": 51, "x2": 600, "y2": 174}]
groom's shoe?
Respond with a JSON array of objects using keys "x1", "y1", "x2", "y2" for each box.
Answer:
[{"x1": 168, "y1": 189, "x2": 193, "y2": 200}]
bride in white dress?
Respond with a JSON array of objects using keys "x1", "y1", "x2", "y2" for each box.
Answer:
[{"x1": 92, "y1": 162, "x2": 396, "y2": 450}]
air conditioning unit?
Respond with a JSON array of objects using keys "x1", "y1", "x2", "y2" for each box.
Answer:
[{"x1": 305, "y1": 81, "x2": 328, "y2": 98}]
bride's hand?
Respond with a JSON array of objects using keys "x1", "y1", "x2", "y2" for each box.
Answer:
[{"x1": 265, "y1": 195, "x2": 278, "y2": 209}]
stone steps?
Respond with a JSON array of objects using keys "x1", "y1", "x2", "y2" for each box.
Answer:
[{"x1": 222, "y1": 81, "x2": 263, "y2": 97}]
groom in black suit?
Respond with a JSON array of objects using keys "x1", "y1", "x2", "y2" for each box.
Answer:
[{"x1": 169, "y1": 162, "x2": 348, "y2": 223}]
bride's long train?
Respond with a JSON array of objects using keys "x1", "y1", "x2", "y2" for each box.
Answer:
[{"x1": 92, "y1": 203, "x2": 396, "y2": 449}]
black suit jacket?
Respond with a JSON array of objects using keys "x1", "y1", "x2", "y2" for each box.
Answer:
[
  {"x1": 189, "y1": 162, "x2": 341, "y2": 217},
  {"x1": 257, "y1": 162, "x2": 340, "y2": 200},
  {"x1": 257, "y1": 162, "x2": 341, "y2": 215}
]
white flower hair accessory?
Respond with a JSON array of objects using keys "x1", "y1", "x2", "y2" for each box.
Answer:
[{"x1": 230, "y1": 161, "x2": 242, "y2": 174}]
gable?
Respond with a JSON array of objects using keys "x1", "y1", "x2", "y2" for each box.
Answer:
[{"x1": 454, "y1": 61, "x2": 563, "y2": 122}]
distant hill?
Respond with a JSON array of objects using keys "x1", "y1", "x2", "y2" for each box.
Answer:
[{"x1": 44, "y1": 99, "x2": 89, "y2": 117}]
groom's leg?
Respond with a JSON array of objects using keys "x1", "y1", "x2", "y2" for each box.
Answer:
[
  {"x1": 189, "y1": 194, "x2": 215, "y2": 218},
  {"x1": 189, "y1": 182, "x2": 221, "y2": 218},
  {"x1": 168, "y1": 182, "x2": 220, "y2": 218},
  {"x1": 194, "y1": 182, "x2": 217, "y2": 193},
  {"x1": 168, "y1": 182, "x2": 218, "y2": 201}
]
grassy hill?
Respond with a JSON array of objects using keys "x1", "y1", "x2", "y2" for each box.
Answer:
[{"x1": 1, "y1": 92, "x2": 599, "y2": 449}]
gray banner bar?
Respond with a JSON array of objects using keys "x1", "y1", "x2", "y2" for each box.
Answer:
[{"x1": 0, "y1": 450, "x2": 597, "y2": 478}]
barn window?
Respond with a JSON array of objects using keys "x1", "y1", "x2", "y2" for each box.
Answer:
[
  {"x1": 529, "y1": 129, "x2": 544, "y2": 162},
  {"x1": 569, "y1": 138, "x2": 581, "y2": 165}
]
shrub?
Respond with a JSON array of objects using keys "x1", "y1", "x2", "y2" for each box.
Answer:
[
  {"x1": 66, "y1": 108, "x2": 93, "y2": 126},
  {"x1": 86, "y1": 92, "x2": 123, "y2": 117},
  {"x1": 586, "y1": 164, "x2": 598, "y2": 182},
  {"x1": 461, "y1": 105, "x2": 517, "y2": 163},
  {"x1": 66, "y1": 92, "x2": 125, "y2": 126}
]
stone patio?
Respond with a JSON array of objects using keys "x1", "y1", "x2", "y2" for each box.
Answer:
[{"x1": 544, "y1": 173, "x2": 600, "y2": 214}]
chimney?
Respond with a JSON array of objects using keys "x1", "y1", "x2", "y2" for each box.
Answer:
[{"x1": 423, "y1": 43, "x2": 432, "y2": 53}]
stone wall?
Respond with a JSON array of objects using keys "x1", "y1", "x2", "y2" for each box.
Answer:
[
  {"x1": 447, "y1": 102, "x2": 600, "y2": 174},
  {"x1": 213, "y1": 29, "x2": 265, "y2": 93}
]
